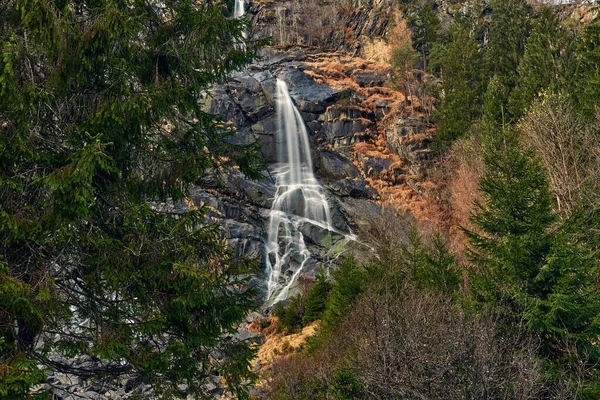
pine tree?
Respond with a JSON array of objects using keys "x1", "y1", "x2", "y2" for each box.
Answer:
[
  {"x1": 466, "y1": 126, "x2": 554, "y2": 319},
  {"x1": 0, "y1": 0, "x2": 265, "y2": 397},
  {"x1": 323, "y1": 258, "x2": 363, "y2": 329},
  {"x1": 482, "y1": 75, "x2": 509, "y2": 126},
  {"x1": 574, "y1": 19, "x2": 600, "y2": 118},
  {"x1": 421, "y1": 233, "x2": 461, "y2": 295},
  {"x1": 434, "y1": 21, "x2": 485, "y2": 150},
  {"x1": 404, "y1": 3, "x2": 441, "y2": 71},
  {"x1": 508, "y1": 6, "x2": 577, "y2": 119},
  {"x1": 466, "y1": 125, "x2": 600, "y2": 392},
  {"x1": 302, "y1": 269, "x2": 332, "y2": 326},
  {"x1": 486, "y1": 0, "x2": 532, "y2": 92}
]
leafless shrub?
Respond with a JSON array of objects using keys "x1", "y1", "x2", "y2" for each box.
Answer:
[
  {"x1": 519, "y1": 93, "x2": 600, "y2": 218},
  {"x1": 345, "y1": 284, "x2": 555, "y2": 400},
  {"x1": 268, "y1": 0, "x2": 354, "y2": 48}
]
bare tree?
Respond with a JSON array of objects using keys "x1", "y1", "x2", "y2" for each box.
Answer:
[
  {"x1": 519, "y1": 94, "x2": 600, "y2": 218},
  {"x1": 345, "y1": 284, "x2": 556, "y2": 400}
]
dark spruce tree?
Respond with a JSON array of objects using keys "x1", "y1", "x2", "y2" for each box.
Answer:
[
  {"x1": 0, "y1": 0, "x2": 265, "y2": 398},
  {"x1": 466, "y1": 125, "x2": 600, "y2": 394},
  {"x1": 403, "y1": 3, "x2": 441, "y2": 72},
  {"x1": 486, "y1": 0, "x2": 532, "y2": 92},
  {"x1": 575, "y1": 14, "x2": 600, "y2": 118},
  {"x1": 465, "y1": 125, "x2": 554, "y2": 322},
  {"x1": 302, "y1": 268, "x2": 332, "y2": 326},
  {"x1": 434, "y1": 19, "x2": 485, "y2": 150},
  {"x1": 508, "y1": 6, "x2": 578, "y2": 119}
]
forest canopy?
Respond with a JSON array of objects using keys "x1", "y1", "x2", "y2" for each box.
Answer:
[{"x1": 0, "y1": 0, "x2": 265, "y2": 398}]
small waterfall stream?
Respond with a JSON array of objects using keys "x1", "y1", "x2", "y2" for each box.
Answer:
[
  {"x1": 264, "y1": 80, "x2": 338, "y2": 303},
  {"x1": 234, "y1": 0, "x2": 247, "y2": 40}
]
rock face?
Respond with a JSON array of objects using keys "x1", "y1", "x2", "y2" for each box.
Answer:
[
  {"x1": 198, "y1": 30, "x2": 436, "y2": 299},
  {"x1": 38, "y1": 1, "x2": 441, "y2": 398},
  {"x1": 200, "y1": 48, "x2": 378, "y2": 294},
  {"x1": 250, "y1": 0, "x2": 394, "y2": 52}
]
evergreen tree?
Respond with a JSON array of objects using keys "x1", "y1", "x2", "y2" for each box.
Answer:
[
  {"x1": 0, "y1": 0, "x2": 265, "y2": 397},
  {"x1": 434, "y1": 21, "x2": 485, "y2": 150},
  {"x1": 574, "y1": 19, "x2": 600, "y2": 118},
  {"x1": 466, "y1": 126, "x2": 600, "y2": 393},
  {"x1": 404, "y1": 3, "x2": 441, "y2": 71},
  {"x1": 466, "y1": 126, "x2": 554, "y2": 320},
  {"x1": 482, "y1": 75, "x2": 509, "y2": 126},
  {"x1": 508, "y1": 6, "x2": 577, "y2": 119},
  {"x1": 421, "y1": 233, "x2": 461, "y2": 295},
  {"x1": 322, "y1": 258, "x2": 364, "y2": 330},
  {"x1": 273, "y1": 295, "x2": 305, "y2": 334},
  {"x1": 486, "y1": 0, "x2": 532, "y2": 92},
  {"x1": 302, "y1": 269, "x2": 332, "y2": 326}
]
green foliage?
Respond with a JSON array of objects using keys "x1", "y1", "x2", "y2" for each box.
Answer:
[
  {"x1": 320, "y1": 257, "x2": 364, "y2": 332},
  {"x1": 0, "y1": 0, "x2": 266, "y2": 397},
  {"x1": 421, "y1": 233, "x2": 461, "y2": 295},
  {"x1": 434, "y1": 22, "x2": 486, "y2": 150},
  {"x1": 399, "y1": 228, "x2": 427, "y2": 277},
  {"x1": 508, "y1": 6, "x2": 577, "y2": 119},
  {"x1": 466, "y1": 127, "x2": 553, "y2": 315},
  {"x1": 306, "y1": 257, "x2": 364, "y2": 354},
  {"x1": 391, "y1": 41, "x2": 418, "y2": 78},
  {"x1": 486, "y1": 0, "x2": 532, "y2": 91},
  {"x1": 482, "y1": 75, "x2": 509, "y2": 127},
  {"x1": 274, "y1": 294, "x2": 305, "y2": 334},
  {"x1": 574, "y1": 21, "x2": 600, "y2": 118},
  {"x1": 0, "y1": 336, "x2": 47, "y2": 400},
  {"x1": 403, "y1": 3, "x2": 441, "y2": 71},
  {"x1": 302, "y1": 269, "x2": 332, "y2": 326},
  {"x1": 466, "y1": 125, "x2": 600, "y2": 393},
  {"x1": 427, "y1": 42, "x2": 447, "y2": 76},
  {"x1": 328, "y1": 368, "x2": 361, "y2": 400}
]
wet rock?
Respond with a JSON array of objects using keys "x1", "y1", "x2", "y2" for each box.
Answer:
[
  {"x1": 362, "y1": 156, "x2": 393, "y2": 179},
  {"x1": 188, "y1": 187, "x2": 225, "y2": 217},
  {"x1": 235, "y1": 325, "x2": 264, "y2": 345},
  {"x1": 325, "y1": 106, "x2": 369, "y2": 120},
  {"x1": 245, "y1": 311, "x2": 264, "y2": 323},
  {"x1": 251, "y1": 115, "x2": 276, "y2": 135},
  {"x1": 226, "y1": 171, "x2": 276, "y2": 209},
  {"x1": 276, "y1": 68, "x2": 341, "y2": 113}
]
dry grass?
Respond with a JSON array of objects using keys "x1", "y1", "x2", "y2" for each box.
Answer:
[
  {"x1": 442, "y1": 136, "x2": 485, "y2": 263},
  {"x1": 249, "y1": 318, "x2": 319, "y2": 372},
  {"x1": 301, "y1": 48, "x2": 446, "y2": 250}
]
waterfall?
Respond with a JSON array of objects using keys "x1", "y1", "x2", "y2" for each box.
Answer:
[
  {"x1": 265, "y1": 80, "x2": 335, "y2": 303},
  {"x1": 234, "y1": 0, "x2": 247, "y2": 40}
]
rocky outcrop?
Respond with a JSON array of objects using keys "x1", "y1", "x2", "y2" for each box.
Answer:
[
  {"x1": 198, "y1": 38, "x2": 438, "y2": 299},
  {"x1": 249, "y1": 0, "x2": 394, "y2": 53}
]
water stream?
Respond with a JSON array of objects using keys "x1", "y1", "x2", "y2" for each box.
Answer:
[
  {"x1": 234, "y1": 0, "x2": 247, "y2": 40},
  {"x1": 264, "y1": 80, "x2": 342, "y2": 303}
]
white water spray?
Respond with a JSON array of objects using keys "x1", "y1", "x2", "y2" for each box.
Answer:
[
  {"x1": 265, "y1": 80, "x2": 342, "y2": 303},
  {"x1": 234, "y1": 0, "x2": 247, "y2": 40}
]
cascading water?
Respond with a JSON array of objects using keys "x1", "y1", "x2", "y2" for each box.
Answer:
[
  {"x1": 234, "y1": 0, "x2": 247, "y2": 40},
  {"x1": 265, "y1": 80, "x2": 338, "y2": 303}
]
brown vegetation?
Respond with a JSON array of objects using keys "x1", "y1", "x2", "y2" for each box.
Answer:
[
  {"x1": 519, "y1": 94, "x2": 600, "y2": 218},
  {"x1": 442, "y1": 135, "x2": 485, "y2": 262},
  {"x1": 266, "y1": 283, "x2": 558, "y2": 399}
]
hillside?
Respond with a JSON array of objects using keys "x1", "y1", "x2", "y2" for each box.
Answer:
[{"x1": 1, "y1": 0, "x2": 600, "y2": 399}]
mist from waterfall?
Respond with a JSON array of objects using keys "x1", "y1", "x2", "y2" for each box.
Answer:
[{"x1": 265, "y1": 80, "x2": 334, "y2": 303}]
